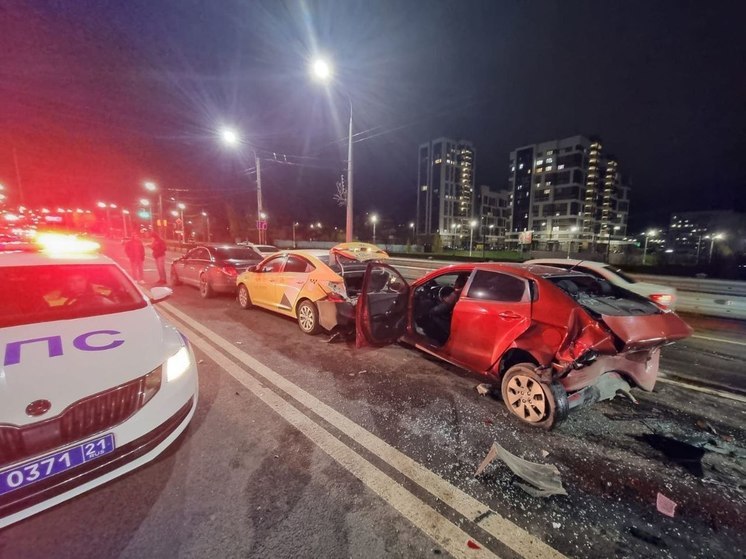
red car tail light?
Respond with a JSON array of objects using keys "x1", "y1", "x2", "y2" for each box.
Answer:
[
  {"x1": 649, "y1": 293, "x2": 674, "y2": 308},
  {"x1": 221, "y1": 265, "x2": 237, "y2": 277}
]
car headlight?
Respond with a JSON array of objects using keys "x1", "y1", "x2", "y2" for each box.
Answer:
[
  {"x1": 141, "y1": 367, "x2": 162, "y2": 406},
  {"x1": 165, "y1": 345, "x2": 192, "y2": 382}
]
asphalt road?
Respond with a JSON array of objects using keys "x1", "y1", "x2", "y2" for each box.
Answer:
[{"x1": 1, "y1": 243, "x2": 744, "y2": 559}]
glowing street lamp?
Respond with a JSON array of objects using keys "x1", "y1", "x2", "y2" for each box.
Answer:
[
  {"x1": 220, "y1": 127, "x2": 240, "y2": 147},
  {"x1": 292, "y1": 221, "x2": 299, "y2": 248},
  {"x1": 311, "y1": 57, "x2": 354, "y2": 242},
  {"x1": 311, "y1": 59, "x2": 332, "y2": 81}
]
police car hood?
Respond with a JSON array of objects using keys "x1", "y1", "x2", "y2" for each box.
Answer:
[{"x1": 0, "y1": 306, "x2": 184, "y2": 426}]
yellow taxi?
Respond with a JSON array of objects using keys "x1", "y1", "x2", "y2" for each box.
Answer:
[{"x1": 235, "y1": 243, "x2": 388, "y2": 335}]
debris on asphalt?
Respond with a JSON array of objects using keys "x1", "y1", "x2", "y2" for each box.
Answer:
[
  {"x1": 475, "y1": 383, "x2": 491, "y2": 396},
  {"x1": 197, "y1": 359, "x2": 204, "y2": 364},
  {"x1": 322, "y1": 331, "x2": 344, "y2": 344},
  {"x1": 603, "y1": 412, "x2": 660, "y2": 421},
  {"x1": 656, "y1": 492, "x2": 677, "y2": 517},
  {"x1": 695, "y1": 418, "x2": 718, "y2": 435},
  {"x1": 235, "y1": 341, "x2": 243, "y2": 345},
  {"x1": 358, "y1": 370, "x2": 367, "y2": 374},
  {"x1": 541, "y1": 450, "x2": 550, "y2": 458},
  {"x1": 475, "y1": 442, "x2": 567, "y2": 497},
  {"x1": 636, "y1": 434, "x2": 705, "y2": 478},
  {"x1": 483, "y1": 418, "x2": 494, "y2": 426},
  {"x1": 629, "y1": 526, "x2": 668, "y2": 548},
  {"x1": 552, "y1": 522, "x2": 561, "y2": 529},
  {"x1": 466, "y1": 540, "x2": 481, "y2": 549}
]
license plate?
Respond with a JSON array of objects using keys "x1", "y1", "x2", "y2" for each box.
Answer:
[{"x1": 0, "y1": 433, "x2": 115, "y2": 496}]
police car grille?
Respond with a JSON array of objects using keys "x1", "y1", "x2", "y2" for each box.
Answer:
[
  {"x1": 59, "y1": 378, "x2": 145, "y2": 440},
  {"x1": 0, "y1": 375, "x2": 149, "y2": 469}
]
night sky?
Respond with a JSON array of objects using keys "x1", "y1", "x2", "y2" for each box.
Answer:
[{"x1": 1, "y1": 0, "x2": 745, "y2": 232}]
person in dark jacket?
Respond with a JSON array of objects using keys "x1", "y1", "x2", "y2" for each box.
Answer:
[
  {"x1": 124, "y1": 232, "x2": 145, "y2": 283},
  {"x1": 151, "y1": 233, "x2": 167, "y2": 284}
]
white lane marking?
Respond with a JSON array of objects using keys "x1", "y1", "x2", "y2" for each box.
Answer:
[
  {"x1": 657, "y1": 376, "x2": 746, "y2": 404},
  {"x1": 690, "y1": 334, "x2": 746, "y2": 347},
  {"x1": 161, "y1": 302, "x2": 566, "y2": 559},
  {"x1": 164, "y1": 311, "x2": 499, "y2": 559}
]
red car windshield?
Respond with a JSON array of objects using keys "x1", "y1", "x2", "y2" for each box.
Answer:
[{"x1": 0, "y1": 264, "x2": 147, "y2": 327}]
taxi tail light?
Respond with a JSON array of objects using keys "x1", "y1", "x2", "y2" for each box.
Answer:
[
  {"x1": 325, "y1": 292, "x2": 346, "y2": 303},
  {"x1": 324, "y1": 280, "x2": 348, "y2": 302},
  {"x1": 221, "y1": 265, "x2": 237, "y2": 277},
  {"x1": 141, "y1": 367, "x2": 163, "y2": 406},
  {"x1": 650, "y1": 293, "x2": 675, "y2": 308}
]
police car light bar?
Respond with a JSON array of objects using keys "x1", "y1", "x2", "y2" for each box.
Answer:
[{"x1": 34, "y1": 232, "x2": 101, "y2": 254}]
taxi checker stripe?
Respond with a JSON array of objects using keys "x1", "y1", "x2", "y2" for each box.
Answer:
[
  {"x1": 158, "y1": 308, "x2": 498, "y2": 559},
  {"x1": 160, "y1": 301, "x2": 566, "y2": 559}
]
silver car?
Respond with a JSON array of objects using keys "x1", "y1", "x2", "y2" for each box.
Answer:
[
  {"x1": 170, "y1": 244, "x2": 262, "y2": 298},
  {"x1": 524, "y1": 259, "x2": 678, "y2": 309}
]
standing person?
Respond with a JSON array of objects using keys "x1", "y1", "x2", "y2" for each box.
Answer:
[
  {"x1": 151, "y1": 232, "x2": 167, "y2": 285},
  {"x1": 124, "y1": 232, "x2": 145, "y2": 283}
]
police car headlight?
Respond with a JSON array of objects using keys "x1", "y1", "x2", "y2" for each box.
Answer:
[
  {"x1": 165, "y1": 346, "x2": 192, "y2": 382},
  {"x1": 142, "y1": 367, "x2": 162, "y2": 405}
]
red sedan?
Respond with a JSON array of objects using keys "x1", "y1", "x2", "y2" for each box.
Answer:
[{"x1": 356, "y1": 262, "x2": 692, "y2": 429}]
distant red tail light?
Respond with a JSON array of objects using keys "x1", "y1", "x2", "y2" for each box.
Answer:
[
  {"x1": 650, "y1": 293, "x2": 674, "y2": 308},
  {"x1": 221, "y1": 265, "x2": 237, "y2": 277},
  {"x1": 325, "y1": 292, "x2": 346, "y2": 303}
]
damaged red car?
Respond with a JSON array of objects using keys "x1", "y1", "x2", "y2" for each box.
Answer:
[{"x1": 356, "y1": 263, "x2": 692, "y2": 428}]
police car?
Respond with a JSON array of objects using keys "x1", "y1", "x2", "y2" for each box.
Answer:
[{"x1": 0, "y1": 234, "x2": 198, "y2": 528}]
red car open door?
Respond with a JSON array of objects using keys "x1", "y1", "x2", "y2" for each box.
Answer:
[
  {"x1": 356, "y1": 263, "x2": 410, "y2": 347},
  {"x1": 446, "y1": 269, "x2": 532, "y2": 372}
]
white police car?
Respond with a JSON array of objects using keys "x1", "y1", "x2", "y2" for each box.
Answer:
[{"x1": 0, "y1": 234, "x2": 198, "y2": 528}]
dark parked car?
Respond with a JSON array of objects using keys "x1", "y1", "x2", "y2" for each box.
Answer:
[
  {"x1": 356, "y1": 262, "x2": 692, "y2": 429},
  {"x1": 170, "y1": 244, "x2": 262, "y2": 298}
]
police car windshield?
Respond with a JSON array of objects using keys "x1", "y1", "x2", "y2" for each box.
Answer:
[{"x1": 0, "y1": 264, "x2": 146, "y2": 327}]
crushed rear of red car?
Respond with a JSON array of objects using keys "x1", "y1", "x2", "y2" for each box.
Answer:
[{"x1": 356, "y1": 262, "x2": 692, "y2": 429}]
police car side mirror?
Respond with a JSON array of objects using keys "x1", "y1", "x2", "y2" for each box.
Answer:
[{"x1": 149, "y1": 286, "x2": 173, "y2": 303}]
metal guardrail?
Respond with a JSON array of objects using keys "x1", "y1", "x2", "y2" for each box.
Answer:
[{"x1": 388, "y1": 258, "x2": 746, "y2": 321}]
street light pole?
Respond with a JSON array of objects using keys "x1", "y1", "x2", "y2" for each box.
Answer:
[
  {"x1": 708, "y1": 233, "x2": 724, "y2": 264},
  {"x1": 371, "y1": 214, "x2": 377, "y2": 244},
  {"x1": 219, "y1": 128, "x2": 266, "y2": 245},
  {"x1": 346, "y1": 101, "x2": 354, "y2": 243},
  {"x1": 567, "y1": 226, "x2": 578, "y2": 259},
  {"x1": 293, "y1": 222, "x2": 299, "y2": 248},
  {"x1": 256, "y1": 155, "x2": 264, "y2": 244},
  {"x1": 469, "y1": 220, "x2": 477, "y2": 257},
  {"x1": 311, "y1": 59, "x2": 354, "y2": 242},
  {"x1": 202, "y1": 211, "x2": 210, "y2": 242},
  {"x1": 178, "y1": 203, "x2": 186, "y2": 243},
  {"x1": 121, "y1": 209, "x2": 129, "y2": 238},
  {"x1": 642, "y1": 229, "x2": 656, "y2": 265}
]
